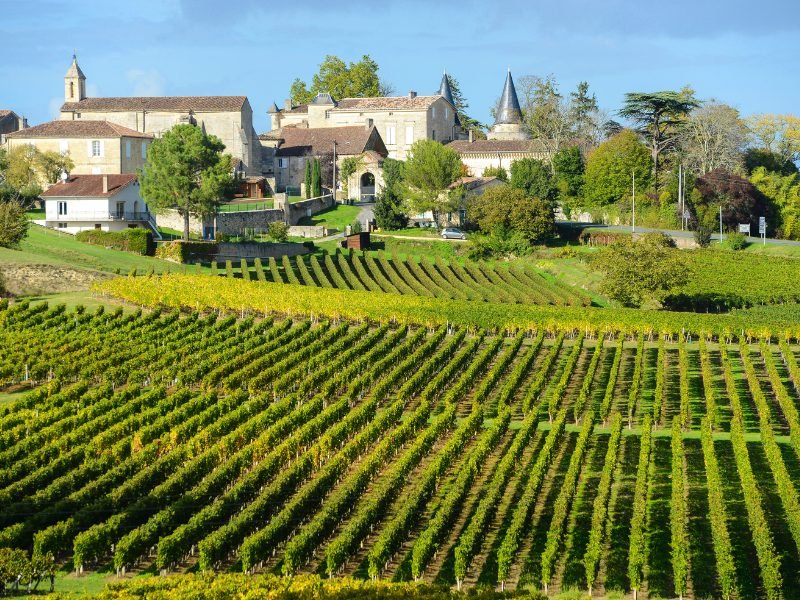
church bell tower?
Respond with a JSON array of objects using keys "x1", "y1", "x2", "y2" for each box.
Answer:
[{"x1": 64, "y1": 52, "x2": 86, "y2": 103}]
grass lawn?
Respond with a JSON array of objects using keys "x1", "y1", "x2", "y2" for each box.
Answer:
[
  {"x1": 0, "y1": 224, "x2": 192, "y2": 275},
  {"x1": 297, "y1": 203, "x2": 361, "y2": 233},
  {"x1": 741, "y1": 242, "x2": 800, "y2": 257},
  {"x1": 218, "y1": 199, "x2": 275, "y2": 212}
]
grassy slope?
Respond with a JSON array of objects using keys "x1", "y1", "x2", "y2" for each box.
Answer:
[{"x1": 297, "y1": 203, "x2": 361, "y2": 232}]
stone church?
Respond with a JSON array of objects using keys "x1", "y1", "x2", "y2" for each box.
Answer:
[{"x1": 58, "y1": 54, "x2": 262, "y2": 175}]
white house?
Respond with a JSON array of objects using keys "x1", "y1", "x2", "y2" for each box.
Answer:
[{"x1": 39, "y1": 174, "x2": 159, "y2": 236}]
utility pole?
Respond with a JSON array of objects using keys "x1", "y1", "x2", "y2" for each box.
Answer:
[
  {"x1": 632, "y1": 170, "x2": 636, "y2": 233},
  {"x1": 678, "y1": 164, "x2": 684, "y2": 231},
  {"x1": 719, "y1": 205, "x2": 723, "y2": 243}
]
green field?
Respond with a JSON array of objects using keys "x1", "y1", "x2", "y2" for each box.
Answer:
[
  {"x1": 2, "y1": 298, "x2": 800, "y2": 599},
  {"x1": 297, "y1": 203, "x2": 362, "y2": 232}
]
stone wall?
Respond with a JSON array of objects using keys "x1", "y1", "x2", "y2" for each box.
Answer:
[
  {"x1": 216, "y1": 242, "x2": 310, "y2": 260},
  {"x1": 288, "y1": 225, "x2": 327, "y2": 238},
  {"x1": 214, "y1": 209, "x2": 285, "y2": 235},
  {"x1": 155, "y1": 209, "x2": 206, "y2": 236},
  {"x1": 279, "y1": 194, "x2": 334, "y2": 225}
]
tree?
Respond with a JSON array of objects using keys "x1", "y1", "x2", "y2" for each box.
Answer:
[
  {"x1": 290, "y1": 55, "x2": 392, "y2": 104},
  {"x1": 584, "y1": 130, "x2": 653, "y2": 206},
  {"x1": 36, "y1": 151, "x2": 75, "y2": 185},
  {"x1": 744, "y1": 148, "x2": 798, "y2": 177},
  {"x1": 749, "y1": 166, "x2": 800, "y2": 239},
  {"x1": 680, "y1": 102, "x2": 748, "y2": 175},
  {"x1": 569, "y1": 81, "x2": 603, "y2": 149},
  {"x1": 402, "y1": 140, "x2": 463, "y2": 221},
  {"x1": 747, "y1": 113, "x2": 800, "y2": 166},
  {"x1": 0, "y1": 200, "x2": 29, "y2": 248},
  {"x1": 0, "y1": 146, "x2": 43, "y2": 204},
  {"x1": 692, "y1": 168, "x2": 771, "y2": 232},
  {"x1": 138, "y1": 124, "x2": 234, "y2": 241},
  {"x1": 481, "y1": 165, "x2": 508, "y2": 182},
  {"x1": 304, "y1": 159, "x2": 312, "y2": 199},
  {"x1": 509, "y1": 158, "x2": 557, "y2": 202},
  {"x1": 445, "y1": 74, "x2": 486, "y2": 138},
  {"x1": 311, "y1": 158, "x2": 322, "y2": 198},
  {"x1": 552, "y1": 145, "x2": 584, "y2": 198},
  {"x1": 268, "y1": 221, "x2": 288, "y2": 242},
  {"x1": 468, "y1": 184, "x2": 555, "y2": 245},
  {"x1": 592, "y1": 234, "x2": 689, "y2": 307},
  {"x1": 517, "y1": 75, "x2": 571, "y2": 165},
  {"x1": 374, "y1": 158, "x2": 408, "y2": 229},
  {"x1": 618, "y1": 90, "x2": 699, "y2": 190}
]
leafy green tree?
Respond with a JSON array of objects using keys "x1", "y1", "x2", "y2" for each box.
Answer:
[
  {"x1": 0, "y1": 200, "x2": 29, "y2": 248},
  {"x1": 268, "y1": 221, "x2": 289, "y2": 242},
  {"x1": 374, "y1": 158, "x2": 408, "y2": 230},
  {"x1": 0, "y1": 146, "x2": 43, "y2": 204},
  {"x1": 402, "y1": 140, "x2": 462, "y2": 221},
  {"x1": 592, "y1": 234, "x2": 690, "y2": 307},
  {"x1": 744, "y1": 148, "x2": 798, "y2": 176},
  {"x1": 468, "y1": 184, "x2": 555, "y2": 245},
  {"x1": 36, "y1": 150, "x2": 75, "y2": 185},
  {"x1": 584, "y1": 130, "x2": 653, "y2": 206},
  {"x1": 290, "y1": 55, "x2": 392, "y2": 104},
  {"x1": 138, "y1": 124, "x2": 234, "y2": 241},
  {"x1": 552, "y1": 145, "x2": 584, "y2": 198},
  {"x1": 510, "y1": 158, "x2": 557, "y2": 202},
  {"x1": 618, "y1": 90, "x2": 699, "y2": 190},
  {"x1": 517, "y1": 75, "x2": 570, "y2": 164},
  {"x1": 747, "y1": 113, "x2": 800, "y2": 166},
  {"x1": 750, "y1": 166, "x2": 800, "y2": 239},
  {"x1": 481, "y1": 165, "x2": 508, "y2": 182},
  {"x1": 304, "y1": 159, "x2": 312, "y2": 199}
]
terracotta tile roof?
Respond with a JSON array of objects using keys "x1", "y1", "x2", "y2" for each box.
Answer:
[
  {"x1": 7, "y1": 119, "x2": 152, "y2": 139},
  {"x1": 61, "y1": 96, "x2": 247, "y2": 112},
  {"x1": 447, "y1": 139, "x2": 547, "y2": 153},
  {"x1": 285, "y1": 104, "x2": 308, "y2": 114},
  {"x1": 40, "y1": 174, "x2": 138, "y2": 198},
  {"x1": 335, "y1": 96, "x2": 442, "y2": 111},
  {"x1": 0, "y1": 110, "x2": 13, "y2": 119},
  {"x1": 274, "y1": 126, "x2": 384, "y2": 157}
]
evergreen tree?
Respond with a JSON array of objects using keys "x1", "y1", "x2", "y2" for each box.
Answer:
[
  {"x1": 374, "y1": 158, "x2": 408, "y2": 229},
  {"x1": 311, "y1": 158, "x2": 322, "y2": 197},
  {"x1": 304, "y1": 159, "x2": 312, "y2": 199}
]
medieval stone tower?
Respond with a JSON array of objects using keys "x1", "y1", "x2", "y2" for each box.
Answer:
[{"x1": 487, "y1": 70, "x2": 530, "y2": 141}]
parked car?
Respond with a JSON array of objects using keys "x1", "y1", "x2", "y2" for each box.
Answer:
[{"x1": 441, "y1": 227, "x2": 466, "y2": 240}]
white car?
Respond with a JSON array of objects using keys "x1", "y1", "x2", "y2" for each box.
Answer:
[{"x1": 441, "y1": 227, "x2": 466, "y2": 240}]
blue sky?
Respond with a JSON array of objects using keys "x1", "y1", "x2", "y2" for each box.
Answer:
[{"x1": 2, "y1": 0, "x2": 799, "y2": 133}]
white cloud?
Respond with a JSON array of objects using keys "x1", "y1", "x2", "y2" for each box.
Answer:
[{"x1": 126, "y1": 69, "x2": 164, "y2": 96}]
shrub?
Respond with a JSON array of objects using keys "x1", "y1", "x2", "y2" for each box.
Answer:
[
  {"x1": 0, "y1": 200, "x2": 29, "y2": 248},
  {"x1": 725, "y1": 231, "x2": 748, "y2": 250},
  {"x1": 268, "y1": 221, "x2": 289, "y2": 242},
  {"x1": 76, "y1": 228, "x2": 154, "y2": 255},
  {"x1": 694, "y1": 226, "x2": 713, "y2": 248},
  {"x1": 155, "y1": 240, "x2": 218, "y2": 263}
]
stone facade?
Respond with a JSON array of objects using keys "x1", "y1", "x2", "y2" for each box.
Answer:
[
  {"x1": 447, "y1": 139, "x2": 548, "y2": 179},
  {"x1": 59, "y1": 55, "x2": 262, "y2": 174},
  {"x1": 0, "y1": 110, "x2": 26, "y2": 142},
  {"x1": 4, "y1": 120, "x2": 151, "y2": 176},
  {"x1": 214, "y1": 209, "x2": 285, "y2": 235},
  {"x1": 216, "y1": 242, "x2": 310, "y2": 260}
]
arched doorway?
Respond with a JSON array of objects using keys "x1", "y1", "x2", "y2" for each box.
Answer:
[{"x1": 360, "y1": 172, "x2": 376, "y2": 201}]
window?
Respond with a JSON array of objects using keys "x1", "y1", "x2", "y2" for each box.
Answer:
[
  {"x1": 445, "y1": 107, "x2": 449, "y2": 119},
  {"x1": 91, "y1": 140, "x2": 101, "y2": 157},
  {"x1": 405, "y1": 125, "x2": 414, "y2": 145},
  {"x1": 432, "y1": 106, "x2": 436, "y2": 119},
  {"x1": 75, "y1": 113, "x2": 81, "y2": 119},
  {"x1": 325, "y1": 110, "x2": 331, "y2": 119},
  {"x1": 94, "y1": 224, "x2": 102, "y2": 230},
  {"x1": 386, "y1": 126, "x2": 396, "y2": 145},
  {"x1": 432, "y1": 129, "x2": 436, "y2": 141},
  {"x1": 278, "y1": 158, "x2": 288, "y2": 169},
  {"x1": 126, "y1": 140, "x2": 131, "y2": 159},
  {"x1": 367, "y1": 118, "x2": 374, "y2": 128},
  {"x1": 69, "y1": 82, "x2": 74, "y2": 99},
  {"x1": 141, "y1": 142, "x2": 147, "y2": 159},
  {"x1": 116, "y1": 202, "x2": 125, "y2": 219},
  {"x1": 57, "y1": 201, "x2": 67, "y2": 216},
  {"x1": 59, "y1": 140, "x2": 69, "y2": 154},
  {"x1": 57, "y1": 222, "x2": 67, "y2": 229}
]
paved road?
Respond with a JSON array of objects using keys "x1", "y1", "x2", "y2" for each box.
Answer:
[
  {"x1": 372, "y1": 233, "x2": 467, "y2": 243},
  {"x1": 576, "y1": 223, "x2": 800, "y2": 247}
]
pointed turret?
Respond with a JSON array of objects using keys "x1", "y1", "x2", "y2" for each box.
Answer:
[
  {"x1": 267, "y1": 102, "x2": 280, "y2": 114},
  {"x1": 494, "y1": 70, "x2": 522, "y2": 125},
  {"x1": 64, "y1": 52, "x2": 86, "y2": 102},
  {"x1": 438, "y1": 72, "x2": 454, "y2": 106}
]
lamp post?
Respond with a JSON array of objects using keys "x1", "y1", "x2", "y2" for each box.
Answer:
[{"x1": 632, "y1": 170, "x2": 636, "y2": 233}]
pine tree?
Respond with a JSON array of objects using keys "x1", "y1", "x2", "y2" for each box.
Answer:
[
  {"x1": 304, "y1": 159, "x2": 312, "y2": 199},
  {"x1": 312, "y1": 158, "x2": 322, "y2": 198}
]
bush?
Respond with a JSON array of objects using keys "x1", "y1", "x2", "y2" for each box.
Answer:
[
  {"x1": 694, "y1": 226, "x2": 712, "y2": 248},
  {"x1": 640, "y1": 231, "x2": 677, "y2": 248},
  {"x1": 0, "y1": 201, "x2": 29, "y2": 248},
  {"x1": 350, "y1": 220, "x2": 363, "y2": 234},
  {"x1": 268, "y1": 221, "x2": 289, "y2": 243},
  {"x1": 75, "y1": 228, "x2": 154, "y2": 255},
  {"x1": 725, "y1": 231, "x2": 748, "y2": 250},
  {"x1": 155, "y1": 240, "x2": 218, "y2": 263}
]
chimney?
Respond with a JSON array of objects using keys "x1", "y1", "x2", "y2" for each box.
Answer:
[
  {"x1": 408, "y1": 91, "x2": 417, "y2": 99},
  {"x1": 284, "y1": 98, "x2": 293, "y2": 111},
  {"x1": 102, "y1": 175, "x2": 108, "y2": 194},
  {"x1": 468, "y1": 129, "x2": 474, "y2": 143}
]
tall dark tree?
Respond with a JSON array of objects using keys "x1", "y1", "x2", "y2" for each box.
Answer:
[
  {"x1": 552, "y1": 146, "x2": 584, "y2": 198},
  {"x1": 311, "y1": 158, "x2": 322, "y2": 198},
  {"x1": 374, "y1": 158, "x2": 408, "y2": 230},
  {"x1": 304, "y1": 159, "x2": 312, "y2": 199},
  {"x1": 444, "y1": 74, "x2": 486, "y2": 138},
  {"x1": 693, "y1": 168, "x2": 772, "y2": 231},
  {"x1": 618, "y1": 90, "x2": 699, "y2": 190},
  {"x1": 139, "y1": 124, "x2": 234, "y2": 240},
  {"x1": 569, "y1": 81, "x2": 599, "y2": 146},
  {"x1": 510, "y1": 158, "x2": 557, "y2": 203}
]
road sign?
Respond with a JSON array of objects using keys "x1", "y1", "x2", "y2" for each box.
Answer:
[
  {"x1": 759, "y1": 216, "x2": 766, "y2": 235},
  {"x1": 738, "y1": 223, "x2": 751, "y2": 235}
]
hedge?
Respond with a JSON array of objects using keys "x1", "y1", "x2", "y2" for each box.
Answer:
[
  {"x1": 76, "y1": 228, "x2": 154, "y2": 256},
  {"x1": 155, "y1": 241, "x2": 219, "y2": 263}
]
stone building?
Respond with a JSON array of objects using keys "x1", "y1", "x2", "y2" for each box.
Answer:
[
  {"x1": 260, "y1": 125, "x2": 388, "y2": 200},
  {"x1": 4, "y1": 119, "x2": 152, "y2": 176},
  {"x1": 58, "y1": 54, "x2": 262, "y2": 174},
  {"x1": 266, "y1": 74, "x2": 463, "y2": 160},
  {"x1": 0, "y1": 110, "x2": 27, "y2": 142},
  {"x1": 447, "y1": 71, "x2": 547, "y2": 177}
]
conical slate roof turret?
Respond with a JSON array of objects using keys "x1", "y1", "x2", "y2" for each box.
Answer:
[
  {"x1": 494, "y1": 70, "x2": 522, "y2": 125},
  {"x1": 267, "y1": 102, "x2": 280, "y2": 114},
  {"x1": 438, "y1": 72, "x2": 454, "y2": 106}
]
